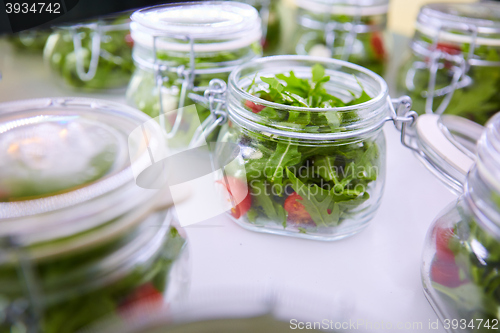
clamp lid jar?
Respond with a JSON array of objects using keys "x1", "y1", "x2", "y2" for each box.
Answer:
[
  {"x1": 44, "y1": 15, "x2": 133, "y2": 90},
  {"x1": 213, "y1": 55, "x2": 416, "y2": 241},
  {"x1": 0, "y1": 98, "x2": 188, "y2": 333},
  {"x1": 292, "y1": 0, "x2": 389, "y2": 76},
  {"x1": 396, "y1": 2, "x2": 500, "y2": 125},
  {"x1": 126, "y1": 1, "x2": 262, "y2": 148},
  {"x1": 416, "y1": 112, "x2": 500, "y2": 331}
]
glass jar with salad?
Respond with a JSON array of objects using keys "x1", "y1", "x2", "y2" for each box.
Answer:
[
  {"x1": 44, "y1": 14, "x2": 134, "y2": 90},
  {"x1": 237, "y1": 0, "x2": 282, "y2": 55},
  {"x1": 396, "y1": 2, "x2": 500, "y2": 125},
  {"x1": 0, "y1": 98, "x2": 188, "y2": 333},
  {"x1": 8, "y1": 29, "x2": 51, "y2": 52},
  {"x1": 126, "y1": 1, "x2": 262, "y2": 147},
  {"x1": 212, "y1": 55, "x2": 417, "y2": 240},
  {"x1": 407, "y1": 111, "x2": 500, "y2": 332},
  {"x1": 292, "y1": 0, "x2": 389, "y2": 76}
]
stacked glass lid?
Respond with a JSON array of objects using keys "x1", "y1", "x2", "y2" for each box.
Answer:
[
  {"x1": 0, "y1": 98, "x2": 187, "y2": 333},
  {"x1": 293, "y1": 0, "x2": 389, "y2": 76},
  {"x1": 397, "y1": 2, "x2": 500, "y2": 125},
  {"x1": 126, "y1": 1, "x2": 262, "y2": 147}
]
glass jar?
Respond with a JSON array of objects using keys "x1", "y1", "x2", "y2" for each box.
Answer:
[
  {"x1": 44, "y1": 15, "x2": 133, "y2": 90},
  {"x1": 90, "y1": 286, "x2": 341, "y2": 333},
  {"x1": 237, "y1": 0, "x2": 282, "y2": 55},
  {"x1": 292, "y1": 0, "x2": 389, "y2": 76},
  {"x1": 212, "y1": 55, "x2": 416, "y2": 241},
  {"x1": 408, "y1": 111, "x2": 500, "y2": 329},
  {"x1": 396, "y1": 2, "x2": 500, "y2": 125},
  {"x1": 8, "y1": 29, "x2": 51, "y2": 52},
  {"x1": 0, "y1": 98, "x2": 188, "y2": 333},
  {"x1": 126, "y1": 1, "x2": 262, "y2": 147}
]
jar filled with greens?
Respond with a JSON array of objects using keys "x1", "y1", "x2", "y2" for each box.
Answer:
[
  {"x1": 0, "y1": 98, "x2": 188, "y2": 333},
  {"x1": 396, "y1": 3, "x2": 500, "y2": 125},
  {"x1": 214, "y1": 56, "x2": 416, "y2": 240},
  {"x1": 292, "y1": 0, "x2": 389, "y2": 76},
  {"x1": 237, "y1": 0, "x2": 282, "y2": 55},
  {"x1": 127, "y1": 1, "x2": 262, "y2": 146},
  {"x1": 8, "y1": 29, "x2": 51, "y2": 52},
  {"x1": 44, "y1": 15, "x2": 134, "y2": 90},
  {"x1": 418, "y1": 112, "x2": 500, "y2": 332},
  {"x1": 126, "y1": 1, "x2": 262, "y2": 147}
]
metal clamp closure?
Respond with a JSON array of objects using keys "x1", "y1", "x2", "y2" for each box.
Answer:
[
  {"x1": 189, "y1": 79, "x2": 228, "y2": 148},
  {"x1": 72, "y1": 22, "x2": 102, "y2": 82},
  {"x1": 405, "y1": 22, "x2": 499, "y2": 115}
]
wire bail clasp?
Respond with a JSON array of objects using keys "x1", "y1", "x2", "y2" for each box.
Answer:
[
  {"x1": 406, "y1": 22, "x2": 480, "y2": 115},
  {"x1": 72, "y1": 22, "x2": 102, "y2": 82},
  {"x1": 189, "y1": 79, "x2": 228, "y2": 148},
  {"x1": 389, "y1": 96, "x2": 418, "y2": 147}
]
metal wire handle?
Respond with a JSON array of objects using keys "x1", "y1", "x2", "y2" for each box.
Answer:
[
  {"x1": 189, "y1": 79, "x2": 228, "y2": 148},
  {"x1": 72, "y1": 23, "x2": 102, "y2": 82}
]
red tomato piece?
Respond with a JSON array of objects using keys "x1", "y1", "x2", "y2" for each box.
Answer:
[
  {"x1": 218, "y1": 176, "x2": 252, "y2": 219},
  {"x1": 435, "y1": 227, "x2": 456, "y2": 262},
  {"x1": 430, "y1": 259, "x2": 464, "y2": 288},
  {"x1": 284, "y1": 192, "x2": 315, "y2": 226},
  {"x1": 125, "y1": 33, "x2": 134, "y2": 48},
  {"x1": 370, "y1": 32, "x2": 385, "y2": 60},
  {"x1": 120, "y1": 283, "x2": 163, "y2": 313},
  {"x1": 436, "y1": 42, "x2": 461, "y2": 55},
  {"x1": 245, "y1": 100, "x2": 266, "y2": 113}
]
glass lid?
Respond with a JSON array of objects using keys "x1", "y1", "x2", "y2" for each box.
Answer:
[
  {"x1": 295, "y1": 0, "x2": 389, "y2": 16},
  {"x1": 416, "y1": 2, "x2": 500, "y2": 46},
  {"x1": 413, "y1": 114, "x2": 484, "y2": 194},
  {"x1": 130, "y1": 1, "x2": 262, "y2": 52},
  {"x1": 0, "y1": 98, "x2": 167, "y2": 245},
  {"x1": 476, "y1": 112, "x2": 500, "y2": 194}
]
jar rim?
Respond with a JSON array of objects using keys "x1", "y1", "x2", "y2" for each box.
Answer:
[
  {"x1": 229, "y1": 55, "x2": 388, "y2": 113},
  {"x1": 416, "y1": 2, "x2": 500, "y2": 45},
  {"x1": 295, "y1": 0, "x2": 389, "y2": 16},
  {"x1": 130, "y1": 1, "x2": 261, "y2": 53},
  {"x1": 54, "y1": 14, "x2": 130, "y2": 32},
  {"x1": 227, "y1": 55, "x2": 390, "y2": 140}
]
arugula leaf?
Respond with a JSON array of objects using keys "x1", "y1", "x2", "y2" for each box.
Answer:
[
  {"x1": 264, "y1": 142, "x2": 302, "y2": 194},
  {"x1": 249, "y1": 180, "x2": 287, "y2": 226}
]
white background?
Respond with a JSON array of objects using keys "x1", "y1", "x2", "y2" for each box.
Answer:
[{"x1": 0, "y1": 38, "x2": 455, "y2": 332}]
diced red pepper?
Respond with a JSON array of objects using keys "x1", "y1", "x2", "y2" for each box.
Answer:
[{"x1": 245, "y1": 100, "x2": 266, "y2": 113}]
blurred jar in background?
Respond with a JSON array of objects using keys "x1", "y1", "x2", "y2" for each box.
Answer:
[
  {"x1": 396, "y1": 2, "x2": 500, "y2": 125},
  {"x1": 0, "y1": 98, "x2": 189, "y2": 333},
  {"x1": 8, "y1": 29, "x2": 51, "y2": 52},
  {"x1": 126, "y1": 1, "x2": 262, "y2": 147},
  {"x1": 237, "y1": 0, "x2": 283, "y2": 55},
  {"x1": 420, "y1": 112, "x2": 500, "y2": 331},
  {"x1": 44, "y1": 14, "x2": 134, "y2": 91},
  {"x1": 292, "y1": 0, "x2": 389, "y2": 76},
  {"x1": 89, "y1": 286, "x2": 347, "y2": 333}
]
